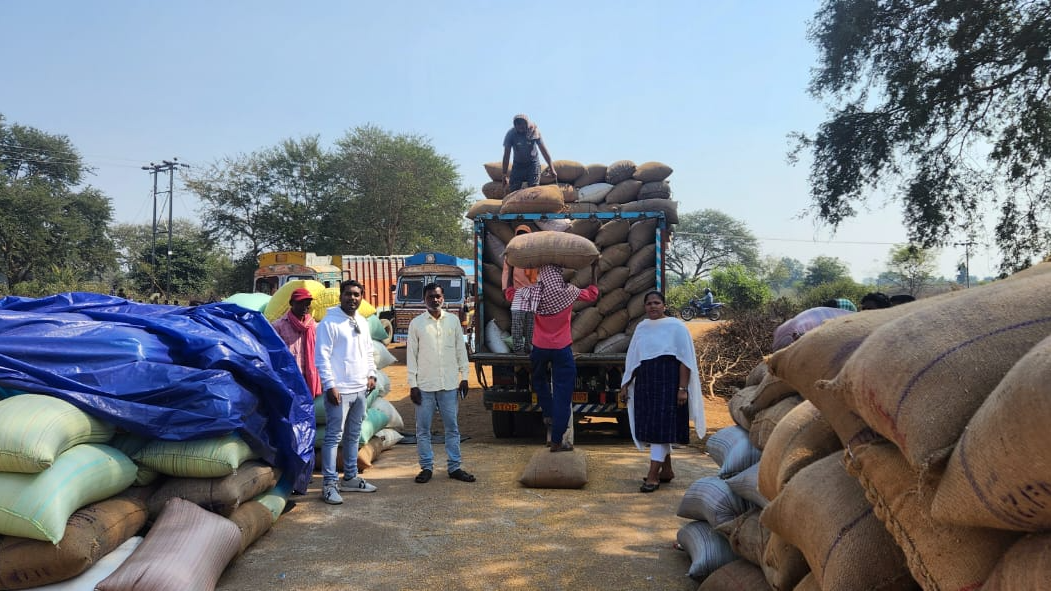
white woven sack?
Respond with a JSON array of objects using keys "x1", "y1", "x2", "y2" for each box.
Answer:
[
  {"x1": 576, "y1": 183, "x2": 615, "y2": 203},
  {"x1": 369, "y1": 397, "x2": 404, "y2": 431},
  {"x1": 677, "y1": 475, "x2": 753, "y2": 527},
  {"x1": 486, "y1": 319, "x2": 510, "y2": 353},
  {"x1": 677, "y1": 521, "x2": 737, "y2": 580},
  {"x1": 373, "y1": 339, "x2": 397, "y2": 369}
]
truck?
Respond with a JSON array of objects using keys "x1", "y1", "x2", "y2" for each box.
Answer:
[
  {"x1": 389, "y1": 252, "x2": 476, "y2": 347},
  {"x1": 469, "y1": 211, "x2": 669, "y2": 438},
  {"x1": 254, "y1": 252, "x2": 408, "y2": 315}
]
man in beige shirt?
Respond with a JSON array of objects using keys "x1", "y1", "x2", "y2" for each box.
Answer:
[{"x1": 407, "y1": 282, "x2": 473, "y2": 483}]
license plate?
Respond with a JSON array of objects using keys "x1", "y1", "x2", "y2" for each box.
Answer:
[
  {"x1": 492, "y1": 402, "x2": 519, "y2": 411},
  {"x1": 572, "y1": 392, "x2": 588, "y2": 403}
]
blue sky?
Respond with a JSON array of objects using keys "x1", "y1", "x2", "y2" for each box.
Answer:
[{"x1": 1, "y1": 0, "x2": 999, "y2": 282}]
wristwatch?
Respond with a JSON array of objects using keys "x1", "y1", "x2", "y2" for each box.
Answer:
[{"x1": 678, "y1": 387, "x2": 688, "y2": 392}]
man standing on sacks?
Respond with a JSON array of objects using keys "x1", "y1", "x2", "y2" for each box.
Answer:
[
  {"x1": 315, "y1": 279, "x2": 378, "y2": 504},
  {"x1": 407, "y1": 283, "x2": 475, "y2": 483}
]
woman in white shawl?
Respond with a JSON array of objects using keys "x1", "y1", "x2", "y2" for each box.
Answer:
[{"x1": 619, "y1": 290, "x2": 705, "y2": 492}]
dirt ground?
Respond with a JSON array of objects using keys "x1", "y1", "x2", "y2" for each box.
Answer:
[{"x1": 216, "y1": 321, "x2": 734, "y2": 591}]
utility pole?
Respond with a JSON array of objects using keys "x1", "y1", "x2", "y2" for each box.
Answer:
[
  {"x1": 954, "y1": 240, "x2": 976, "y2": 288},
  {"x1": 142, "y1": 159, "x2": 190, "y2": 301}
]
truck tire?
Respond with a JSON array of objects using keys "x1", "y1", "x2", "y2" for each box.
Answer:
[
  {"x1": 379, "y1": 318, "x2": 393, "y2": 346},
  {"x1": 492, "y1": 411, "x2": 515, "y2": 438}
]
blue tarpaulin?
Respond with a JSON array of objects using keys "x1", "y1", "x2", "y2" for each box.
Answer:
[{"x1": 0, "y1": 292, "x2": 315, "y2": 492}]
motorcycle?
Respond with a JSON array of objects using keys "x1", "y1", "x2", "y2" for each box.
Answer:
[{"x1": 679, "y1": 298, "x2": 724, "y2": 321}]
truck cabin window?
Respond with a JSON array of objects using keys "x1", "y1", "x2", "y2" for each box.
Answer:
[
  {"x1": 437, "y1": 278, "x2": 463, "y2": 301},
  {"x1": 400, "y1": 279, "x2": 425, "y2": 302}
]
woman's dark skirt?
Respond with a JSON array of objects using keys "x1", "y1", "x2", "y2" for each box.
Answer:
[{"x1": 633, "y1": 354, "x2": 690, "y2": 444}]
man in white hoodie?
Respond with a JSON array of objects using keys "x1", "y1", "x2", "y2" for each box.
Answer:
[{"x1": 315, "y1": 279, "x2": 378, "y2": 504}]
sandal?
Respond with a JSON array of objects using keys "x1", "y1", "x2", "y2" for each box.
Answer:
[
  {"x1": 448, "y1": 468, "x2": 476, "y2": 482},
  {"x1": 640, "y1": 481, "x2": 660, "y2": 493},
  {"x1": 550, "y1": 442, "x2": 574, "y2": 452},
  {"x1": 641, "y1": 475, "x2": 675, "y2": 484},
  {"x1": 414, "y1": 469, "x2": 432, "y2": 483}
]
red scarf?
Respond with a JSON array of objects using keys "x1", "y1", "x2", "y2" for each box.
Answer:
[{"x1": 284, "y1": 309, "x2": 321, "y2": 397}]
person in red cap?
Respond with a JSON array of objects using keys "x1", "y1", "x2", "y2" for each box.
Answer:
[{"x1": 271, "y1": 287, "x2": 322, "y2": 398}]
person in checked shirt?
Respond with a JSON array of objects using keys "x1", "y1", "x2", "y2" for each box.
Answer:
[{"x1": 407, "y1": 282, "x2": 475, "y2": 484}]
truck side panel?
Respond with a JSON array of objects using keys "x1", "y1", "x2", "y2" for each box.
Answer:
[{"x1": 340, "y1": 255, "x2": 408, "y2": 313}]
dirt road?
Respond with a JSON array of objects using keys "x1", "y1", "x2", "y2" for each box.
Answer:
[{"x1": 216, "y1": 321, "x2": 732, "y2": 591}]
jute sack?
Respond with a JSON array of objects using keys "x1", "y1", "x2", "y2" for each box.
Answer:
[
  {"x1": 750, "y1": 373, "x2": 798, "y2": 413},
  {"x1": 605, "y1": 160, "x2": 636, "y2": 184},
  {"x1": 356, "y1": 436, "x2": 386, "y2": 471},
  {"x1": 551, "y1": 160, "x2": 586, "y2": 183},
  {"x1": 95, "y1": 498, "x2": 241, "y2": 591},
  {"x1": 831, "y1": 271, "x2": 1051, "y2": 472},
  {"x1": 504, "y1": 231, "x2": 599, "y2": 269},
  {"x1": 626, "y1": 291, "x2": 647, "y2": 319},
  {"x1": 625, "y1": 270, "x2": 656, "y2": 295},
  {"x1": 538, "y1": 165, "x2": 558, "y2": 185},
  {"x1": 728, "y1": 385, "x2": 760, "y2": 431},
  {"x1": 573, "y1": 163, "x2": 606, "y2": 187},
  {"x1": 633, "y1": 161, "x2": 673, "y2": 182},
  {"x1": 482, "y1": 262, "x2": 503, "y2": 291},
  {"x1": 227, "y1": 499, "x2": 273, "y2": 554},
  {"x1": 980, "y1": 534, "x2": 1051, "y2": 591},
  {"x1": 485, "y1": 288, "x2": 510, "y2": 310},
  {"x1": 0, "y1": 494, "x2": 146, "y2": 589},
  {"x1": 571, "y1": 308, "x2": 603, "y2": 342},
  {"x1": 698, "y1": 559, "x2": 772, "y2": 591},
  {"x1": 565, "y1": 201, "x2": 617, "y2": 214},
  {"x1": 0, "y1": 394, "x2": 114, "y2": 473},
  {"x1": 593, "y1": 219, "x2": 630, "y2": 248},
  {"x1": 604, "y1": 179, "x2": 643, "y2": 205},
  {"x1": 845, "y1": 441, "x2": 1020, "y2": 591},
  {"x1": 599, "y1": 243, "x2": 631, "y2": 272},
  {"x1": 500, "y1": 185, "x2": 565, "y2": 214},
  {"x1": 627, "y1": 218, "x2": 657, "y2": 251},
  {"x1": 765, "y1": 304, "x2": 924, "y2": 397},
  {"x1": 638, "y1": 180, "x2": 672, "y2": 199},
  {"x1": 677, "y1": 521, "x2": 737, "y2": 580},
  {"x1": 793, "y1": 573, "x2": 820, "y2": 591},
  {"x1": 481, "y1": 180, "x2": 506, "y2": 200},
  {"x1": 518, "y1": 448, "x2": 587, "y2": 488},
  {"x1": 760, "y1": 453, "x2": 915, "y2": 591},
  {"x1": 934, "y1": 334, "x2": 1051, "y2": 531},
  {"x1": 567, "y1": 218, "x2": 602, "y2": 240},
  {"x1": 757, "y1": 400, "x2": 841, "y2": 501},
  {"x1": 594, "y1": 333, "x2": 629, "y2": 354},
  {"x1": 147, "y1": 460, "x2": 277, "y2": 517},
  {"x1": 617, "y1": 198, "x2": 678, "y2": 224},
  {"x1": 748, "y1": 395, "x2": 803, "y2": 451},
  {"x1": 761, "y1": 531, "x2": 811, "y2": 591},
  {"x1": 806, "y1": 378, "x2": 879, "y2": 449},
  {"x1": 627, "y1": 244, "x2": 655, "y2": 275},
  {"x1": 596, "y1": 288, "x2": 630, "y2": 316},
  {"x1": 596, "y1": 309, "x2": 629, "y2": 340},
  {"x1": 597, "y1": 266, "x2": 630, "y2": 293},
  {"x1": 714, "y1": 509, "x2": 768, "y2": 566},
  {"x1": 746, "y1": 362, "x2": 768, "y2": 387},
  {"x1": 483, "y1": 161, "x2": 506, "y2": 182},
  {"x1": 483, "y1": 233, "x2": 505, "y2": 265},
  {"x1": 486, "y1": 220, "x2": 516, "y2": 245},
  {"x1": 571, "y1": 333, "x2": 600, "y2": 354},
  {"x1": 466, "y1": 199, "x2": 503, "y2": 219},
  {"x1": 558, "y1": 183, "x2": 578, "y2": 203},
  {"x1": 570, "y1": 267, "x2": 595, "y2": 290}
]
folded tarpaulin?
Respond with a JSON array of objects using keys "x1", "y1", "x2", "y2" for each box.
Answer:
[{"x1": 0, "y1": 292, "x2": 315, "y2": 493}]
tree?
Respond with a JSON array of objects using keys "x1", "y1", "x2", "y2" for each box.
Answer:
[
  {"x1": 794, "y1": 1, "x2": 1051, "y2": 273},
  {"x1": 797, "y1": 277, "x2": 868, "y2": 309},
  {"x1": 328, "y1": 125, "x2": 473, "y2": 257},
  {"x1": 760, "y1": 255, "x2": 805, "y2": 293},
  {"x1": 124, "y1": 220, "x2": 228, "y2": 299},
  {"x1": 709, "y1": 264, "x2": 771, "y2": 311},
  {"x1": 802, "y1": 255, "x2": 851, "y2": 287},
  {"x1": 666, "y1": 209, "x2": 760, "y2": 282},
  {"x1": 0, "y1": 115, "x2": 116, "y2": 288},
  {"x1": 885, "y1": 244, "x2": 939, "y2": 296}
]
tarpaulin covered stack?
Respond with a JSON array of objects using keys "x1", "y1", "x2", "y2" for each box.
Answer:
[{"x1": 0, "y1": 293, "x2": 313, "y2": 589}]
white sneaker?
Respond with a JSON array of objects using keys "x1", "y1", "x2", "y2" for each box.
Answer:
[
  {"x1": 339, "y1": 476, "x2": 377, "y2": 493},
  {"x1": 322, "y1": 484, "x2": 343, "y2": 505}
]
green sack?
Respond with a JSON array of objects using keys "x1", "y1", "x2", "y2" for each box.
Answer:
[
  {"x1": 133, "y1": 433, "x2": 259, "y2": 478},
  {"x1": 0, "y1": 443, "x2": 137, "y2": 543},
  {"x1": 0, "y1": 394, "x2": 115, "y2": 473}
]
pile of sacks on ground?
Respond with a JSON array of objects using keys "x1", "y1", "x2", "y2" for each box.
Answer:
[
  {"x1": 0, "y1": 394, "x2": 288, "y2": 590},
  {"x1": 466, "y1": 159, "x2": 678, "y2": 355},
  {"x1": 673, "y1": 262, "x2": 1051, "y2": 590}
]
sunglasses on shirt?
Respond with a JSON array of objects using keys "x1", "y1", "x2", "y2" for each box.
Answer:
[{"x1": 350, "y1": 317, "x2": 360, "y2": 334}]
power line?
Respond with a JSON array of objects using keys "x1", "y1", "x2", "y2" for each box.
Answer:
[{"x1": 143, "y1": 159, "x2": 190, "y2": 301}]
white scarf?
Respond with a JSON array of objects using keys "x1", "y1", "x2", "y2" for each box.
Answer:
[{"x1": 622, "y1": 316, "x2": 706, "y2": 450}]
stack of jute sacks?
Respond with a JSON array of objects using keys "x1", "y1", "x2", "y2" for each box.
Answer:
[
  {"x1": 467, "y1": 159, "x2": 677, "y2": 355},
  {"x1": 682, "y1": 262, "x2": 1051, "y2": 590},
  {"x1": 0, "y1": 395, "x2": 288, "y2": 590}
]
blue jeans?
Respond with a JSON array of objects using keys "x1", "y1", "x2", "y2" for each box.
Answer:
[
  {"x1": 509, "y1": 160, "x2": 541, "y2": 190},
  {"x1": 415, "y1": 388, "x2": 461, "y2": 472},
  {"x1": 321, "y1": 390, "x2": 367, "y2": 485},
  {"x1": 530, "y1": 345, "x2": 575, "y2": 446}
]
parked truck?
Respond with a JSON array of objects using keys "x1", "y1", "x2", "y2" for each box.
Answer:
[
  {"x1": 470, "y1": 211, "x2": 669, "y2": 438},
  {"x1": 254, "y1": 252, "x2": 408, "y2": 314},
  {"x1": 389, "y1": 252, "x2": 476, "y2": 346}
]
